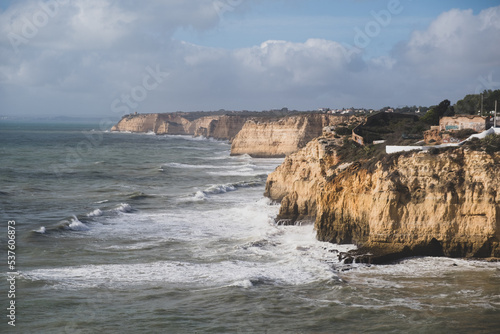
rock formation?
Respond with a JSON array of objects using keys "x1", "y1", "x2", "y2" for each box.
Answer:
[
  {"x1": 111, "y1": 113, "x2": 185, "y2": 133},
  {"x1": 264, "y1": 136, "x2": 341, "y2": 223},
  {"x1": 266, "y1": 140, "x2": 500, "y2": 262},
  {"x1": 112, "y1": 112, "x2": 352, "y2": 157},
  {"x1": 111, "y1": 113, "x2": 249, "y2": 142},
  {"x1": 230, "y1": 114, "x2": 350, "y2": 157}
]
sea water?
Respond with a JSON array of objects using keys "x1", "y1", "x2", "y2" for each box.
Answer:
[{"x1": 0, "y1": 121, "x2": 499, "y2": 333}]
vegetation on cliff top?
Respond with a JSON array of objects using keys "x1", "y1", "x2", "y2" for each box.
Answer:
[
  {"x1": 455, "y1": 89, "x2": 500, "y2": 115},
  {"x1": 464, "y1": 134, "x2": 500, "y2": 154},
  {"x1": 331, "y1": 135, "x2": 500, "y2": 178}
]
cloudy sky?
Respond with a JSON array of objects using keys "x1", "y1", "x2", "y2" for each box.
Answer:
[{"x1": 1, "y1": 0, "x2": 500, "y2": 118}]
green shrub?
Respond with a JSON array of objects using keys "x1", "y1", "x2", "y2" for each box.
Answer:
[
  {"x1": 454, "y1": 129, "x2": 477, "y2": 139},
  {"x1": 335, "y1": 127, "x2": 352, "y2": 136},
  {"x1": 464, "y1": 134, "x2": 500, "y2": 153}
]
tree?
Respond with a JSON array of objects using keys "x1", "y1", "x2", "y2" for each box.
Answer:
[
  {"x1": 484, "y1": 89, "x2": 500, "y2": 114},
  {"x1": 421, "y1": 99, "x2": 454, "y2": 125},
  {"x1": 455, "y1": 94, "x2": 480, "y2": 115},
  {"x1": 455, "y1": 89, "x2": 500, "y2": 115}
]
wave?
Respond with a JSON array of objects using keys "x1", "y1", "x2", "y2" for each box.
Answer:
[
  {"x1": 208, "y1": 170, "x2": 269, "y2": 177},
  {"x1": 185, "y1": 180, "x2": 263, "y2": 201},
  {"x1": 127, "y1": 192, "x2": 153, "y2": 200},
  {"x1": 87, "y1": 209, "x2": 103, "y2": 217},
  {"x1": 114, "y1": 203, "x2": 133, "y2": 213},
  {"x1": 33, "y1": 226, "x2": 46, "y2": 234},
  {"x1": 66, "y1": 215, "x2": 89, "y2": 231},
  {"x1": 192, "y1": 191, "x2": 207, "y2": 201},
  {"x1": 163, "y1": 162, "x2": 225, "y2": 169},
  {"x1": 21, "y1": 258, "x2": 333, "y2": 289},
  {"x1": 32, "y1": 203, "x2": 134, "y2": 236}
]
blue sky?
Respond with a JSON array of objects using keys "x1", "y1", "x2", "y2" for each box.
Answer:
[{"x1": 1, "y1": 0, "x2": 500, "y2": 117}]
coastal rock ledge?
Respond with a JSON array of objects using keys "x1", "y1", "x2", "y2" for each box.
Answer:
[{"x1": 266, "y1": 139, "x2": 500, "y2": 263}]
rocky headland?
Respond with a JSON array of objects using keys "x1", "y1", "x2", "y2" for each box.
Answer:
[
  {"x1": 266, "y1": 134, "x2": 500, "y2": 263},
  {"x1": 113, "y1": 112, "x2": 500, "y2": 262},
  {"x1": 111, "y1": 113, "x2": 249, "y2": 141},
  {"x1": 111, "y1": 112, "x2": 352, "y2": 157}
]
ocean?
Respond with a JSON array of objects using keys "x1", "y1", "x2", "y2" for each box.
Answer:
[{"x1": 0, "y1": 121, "x2": 499, "y2": 333}]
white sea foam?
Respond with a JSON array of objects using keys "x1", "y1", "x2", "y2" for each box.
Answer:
[
  {"x1": 207, "y1": 170, "x2": 266, "y2": 177},
  {"x1": 343, "y1": 257, "x2": 499, "y2": 278},
  {"x1": 164, "y1": 145, "x2": 222, "y2": 151},
  {"x1": 164, "y1": 162, "x2": 224, "y2": 169},
  {"x1": 67, "y1": 216, "x2": 89, "y2": 231},
  {"x1": 193, "y1": 191, "x2": 207, "y2": 201},
  {"x1": 179, "y1": 181, "x2": 263, "y2": 202},
  {"x1": 114, "y1": 203, "x2": 133, "y2": 213},
  {"x1": 87, "y1": 209, "x2": 103, "y2": 217},
  {"x1": 22, "y1": 255, "x2": 335, "y2": 289},
  {"x1": 34, "y1": 226, "x2": 46, "y2": 234},
  {"x1": 204, "y1": 183, "x2": 236, "y2": 194}
]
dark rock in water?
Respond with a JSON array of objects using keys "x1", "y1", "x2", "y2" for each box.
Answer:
[
  {"x1": 276, "y1": 219, "x2": 293, "y2": 226},
  {"x1": 337, "y1": 238, "x2": 448, "y2": 264}
]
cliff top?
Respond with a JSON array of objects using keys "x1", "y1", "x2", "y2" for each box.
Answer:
[{"x1": 121, "y1": 110, "x2": 340, "y2": 122}]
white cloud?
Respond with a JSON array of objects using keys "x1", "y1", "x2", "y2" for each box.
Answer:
[
  {"x1": 0, "y1": 1, "x2": 499, "y2": 117},
  {"x1": 398, "y1": 7, "x2": 500, "y2": 80}
]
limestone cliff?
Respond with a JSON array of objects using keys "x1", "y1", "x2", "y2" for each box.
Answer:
[
  {"x1": 264, "y1": 136, "x2": 341, "y2": 223},
  {"x1": 210, "y1": 115, "x2": 250, "y2": 142},
  {"x1": 266, "y1": 144, "x2": 500, "y2": 262},
  {"x1": 231, "y1": 114, "x2": 349, "y2": 157},
  {"x1": 111, "y1": 113, "x2": 248, "y2": 141},
  {"x1": 111, "y1": 113, "x2": 188, "y2": 133}
]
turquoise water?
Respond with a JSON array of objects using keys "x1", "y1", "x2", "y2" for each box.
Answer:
[{"x1": 0, "y1": 121, "x2": 499, "y2": 333}]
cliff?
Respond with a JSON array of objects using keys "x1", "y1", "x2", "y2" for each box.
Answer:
[
  {"x1": 111, "y1": 113, "x2": 249, "y2": 141},
  {"x1": 111, "y1": 113, "x2": 188, "y2": 133},
  {"x1": 112, "y1": 112, "x2": 353, "y2": 156},
  {"x1": 231, "y1": 114, "x2": 350, "y2": 158},
  {"x1": 191, "y1": 115, "x2": 250, "y2": 141},
  {"x1": 266, "y1": 141, "x2": 500, "y2": 262},
  {"x1": 264, "y1": 136, "x2": 341, "y2": 223}
]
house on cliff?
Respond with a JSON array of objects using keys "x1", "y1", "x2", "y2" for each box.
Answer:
[
  {"x1": 424, "y1": 115, "x2": 489, "y2": 144},
  {"x1": 439, "y1": 115, "x2": 487, "y2": 132}
]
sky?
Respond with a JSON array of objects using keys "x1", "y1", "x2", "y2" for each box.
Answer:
[{"x1": 1, "y1": 0, "x2": 500, "y2": 118}]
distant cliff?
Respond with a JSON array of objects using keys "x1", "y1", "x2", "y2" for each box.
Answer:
[
  {"x1": 112, "y1": 112, "x2": 353, "y2": 157},
  {"x1": 266, "y1": 138, "x2": 500, "y2": 262},
  {"x1": 230, "y1": 114, "x2": 350, "y2": 158},
  {"x1": 111, "y1": 113, "x2": 249, "y2": 142}
]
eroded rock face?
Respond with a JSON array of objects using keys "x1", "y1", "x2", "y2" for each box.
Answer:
[
  {"x1": 209, "y1": 116, "x2": 250, "y2": 142},
  {"x1": 318, "y1": 149, "x2": 500, "y2": 260},
  {"x1": 111, "y1": 114, "x2": 190, "y2": 134},
  {"x1": 111, "y1": 114, "x2": 248, "y2": 141},
  {"x1": 266, "y1": 145, "x2": 500, "y2": 261},
  {"x1": 231, "y1": 115, "x2": 349, "y2": 158},
  {"x1": 264, "y1": 136, "x2": 340, "y2": 223}
]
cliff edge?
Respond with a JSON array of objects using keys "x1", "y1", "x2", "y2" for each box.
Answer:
[
  {"x1": 111, "y1": 113, "x2": 249, "y2": 141},
  {"x1": 231, "y1": 114, "x2": 350, "y2": 158},
  {"x1": 266, "y1": 137, "x2": 500, "y2": 263}
]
